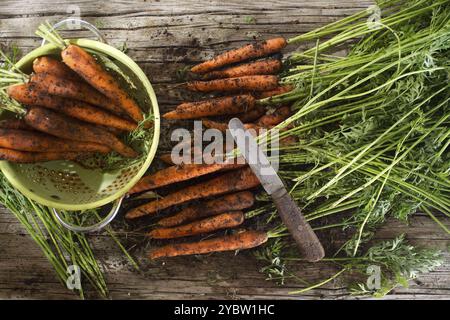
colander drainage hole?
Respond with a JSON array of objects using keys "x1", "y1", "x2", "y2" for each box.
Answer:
[{"x1": 50, "y1": 195, "x2": 61, "y2": 200}]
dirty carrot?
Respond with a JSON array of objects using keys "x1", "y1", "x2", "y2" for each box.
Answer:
[
  {"x1": 186, "y1": 75, "x2": 279, "y2": 92},
  {"x1": 0, "y1": 119, "x2": 33, "y2": 131},
  {"x1": 202, "y1": 59, "x2": 282, "y2": 79},
  {"x1": 201, "y1": 119, "x2": 228, "y2": 132},
  {"x1": 37, "y1": 23, "x2": 144, "y2": 122},
  {"x1": 0, "y1": 128, "x2": 110, "y2": 153},
  {"x1": 203, "y1": 119, "x2": 263, "y2": 133},
  {"x1": 33, "y1": 56, "x2": 81, "y2": 82},
  {"x1": 158, "y1": 191, "x2": 255, "y2": 227},
  {"x1": 61, "y1": 45, "x2": 143, "y2": 122},
  {"x1": 62, "y1": 45, "x2": 143, "y2": 122},
  {"x1": 158, "y1": 146, "x2": 219, "y2": 165},
  {"x1": 126, "y1": 167, "x2": 260, "y2": 219},
  {"x1": 102, "y1": 125, "x2": 125, "y2": 136},
  {"x1": 29, "y1": 72, "x2": 124, "y2": 116},
  {"x1": 257, "y1": 85, "x2": 294, "y2": 99},
  {"x1": 256, "y1": 106, "x2": 291, "y2": 127},
  {"x1": 7, "y1": 83, "x2": 137, "y2": 131},
  {"x1": 174, "y1": 145, "x2": 208, "y2": 165},
  {"x1": 159, "y1": 153, "x2": 174, "y2": 165},
  {"x1": 149, "y1": 230, "x2": 268, "y2": 259},
  {"x1": 148, "y1": 211, "x2": 244, "y2": 239},
  {"x1": 0, "y1": 147, "x2": 91, "y2": 163},
  {"x1": 129, "y1": 162, "x2": 244, "y2": 194},
  {"x1": 163, "y1": 94, "x2": 255, "y2": 120},
  {"x1": 24, "y1": 107, "x2": 137, "y2": 158},
  {"x1": 191, "y1": 37, "x2": 287, "y2": 74}
]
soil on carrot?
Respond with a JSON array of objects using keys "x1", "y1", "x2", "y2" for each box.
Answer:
[{"x1": 70, "y1": 50, "x2": 155, "y2": 172}]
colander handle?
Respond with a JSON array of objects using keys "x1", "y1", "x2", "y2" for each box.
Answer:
[
  {"x1": 40, "y1": 18, "x2": 107, "y2": 46},
  {"x1": 52, "y1": 196, "x2": 124, "y2": 233}
]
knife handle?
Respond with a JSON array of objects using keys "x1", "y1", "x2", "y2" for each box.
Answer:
[{"x1": 273, "y1": 190, "x2": 325, "y2": 262}]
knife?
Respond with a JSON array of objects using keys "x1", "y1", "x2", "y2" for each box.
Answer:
[{"x1": 228, "y1": 118, "x2": 324, "y2": 262}]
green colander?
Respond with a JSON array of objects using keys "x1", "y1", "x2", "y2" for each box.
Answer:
[{"x1": 0, "y1": 19, "x2": 160, "y2": 232}]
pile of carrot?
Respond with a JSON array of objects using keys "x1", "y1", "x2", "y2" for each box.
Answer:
[
  {"x1": 127, "y1": 37, "x2": 298, "y2": 260},
  {"x1": 162, "y1": 37, "x2": 293, "y2": 147},
  {"x1": 0, "y1": 32, "x2": 144, "y2": 163}
]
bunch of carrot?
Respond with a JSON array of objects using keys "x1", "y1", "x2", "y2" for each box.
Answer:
[
  {"x1": 0, "y1": 23, "x2": 144, "y2": 163},
  {"x1": 162, "y1": 37, "x2": 294, "y2": 138},
  {"x1": 127, "y1": 37, "x2": 303, "y2": 260},
  {"x1": 127, "y1": 162, "x2": 269, "y2": 259}
]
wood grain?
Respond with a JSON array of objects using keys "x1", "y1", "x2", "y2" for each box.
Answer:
[{"x1": 0, "y1": 0, "x2": 449, "y2": 300}]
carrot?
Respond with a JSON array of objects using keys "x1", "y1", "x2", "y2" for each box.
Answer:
[
  {"x1": 126, "y1": 167, "x2": 260, "y2": 219},
  {"x1": 149, "y1": 230, "x2": 268, "y2": 259},
  {"x1": 202, "y1": 59, "x2": 282, "y2": 79},
  {"x1": 191, "y1": 37, "x2": 287, "y2": 74},
  {"x1": 29, "y1": 72, "x2": 125, "y2": 117},
  {"x1": 163, "y1": 94, "x2": 255, "y2": 120},
  {"x1": 235, "y1": 106, "x2": 266, "y2": 123},
  {"x1": 257, "y1": 85, "x2": 294, "y2": 99},
  {"x1": 279, "y1": 124, "x2": 298, "y2": 146},
  {"x1": 159, "y1": 153, "x2": 174, "y2": 165},
  {"x1": 0, "y1": 119, "x2": 33, "y2": 131},
  {"x1": 33, "y1": 56, "x2": 81, "y2": 82},
  {"x1": 129, "y1": 162, "x2": 244, "y2": 194},
  {"x1": 186, "y1": 75, "x2": 279, "y2": 93},
  {"x1": 158, "y1": 191, "x2": 255, "y2": 227},
  {"x1": 24, "y1": 107, "x2": 137, "y2": 158},
  {"x1": 169, "y1": 145, "x2": 207, "y2": 165},
  {"x1": 0, "y1": 129, "x2": 110, "y2": 154},
  {"x1": 160, "y1": 144, "x2": 242, "y2": 166},
  {"x1": 203, "y1": 119, "x2": 263, "y2": 133},
  {"x1": 7, "y1": 83, "x2": 137, "y2": 131},
  {"x1": 0, "y1": 147, "x2": 91, "y2": 163},
  {"x1": 256, "y1": 106, "x2": 291, "y2": 127},
  {"x1": 61, "y1": 44, "x2": 144, "y2": 122},
  {"x1": 240, "y1": 123, "x2": 265, "y2": 135},
  {"x1": 201, "y1": 119, "x2": 228, "y2": 132},
  {"x1": 148, "y1": 211, "x2": 244, "y2": 239},
  {"x1": 102, "y1": 126, "x2": 125, "y2": 136}
]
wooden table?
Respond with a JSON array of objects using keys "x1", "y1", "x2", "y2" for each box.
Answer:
[{"x1": 0, "y1": 0, "x2": 449, "y2": 300}]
